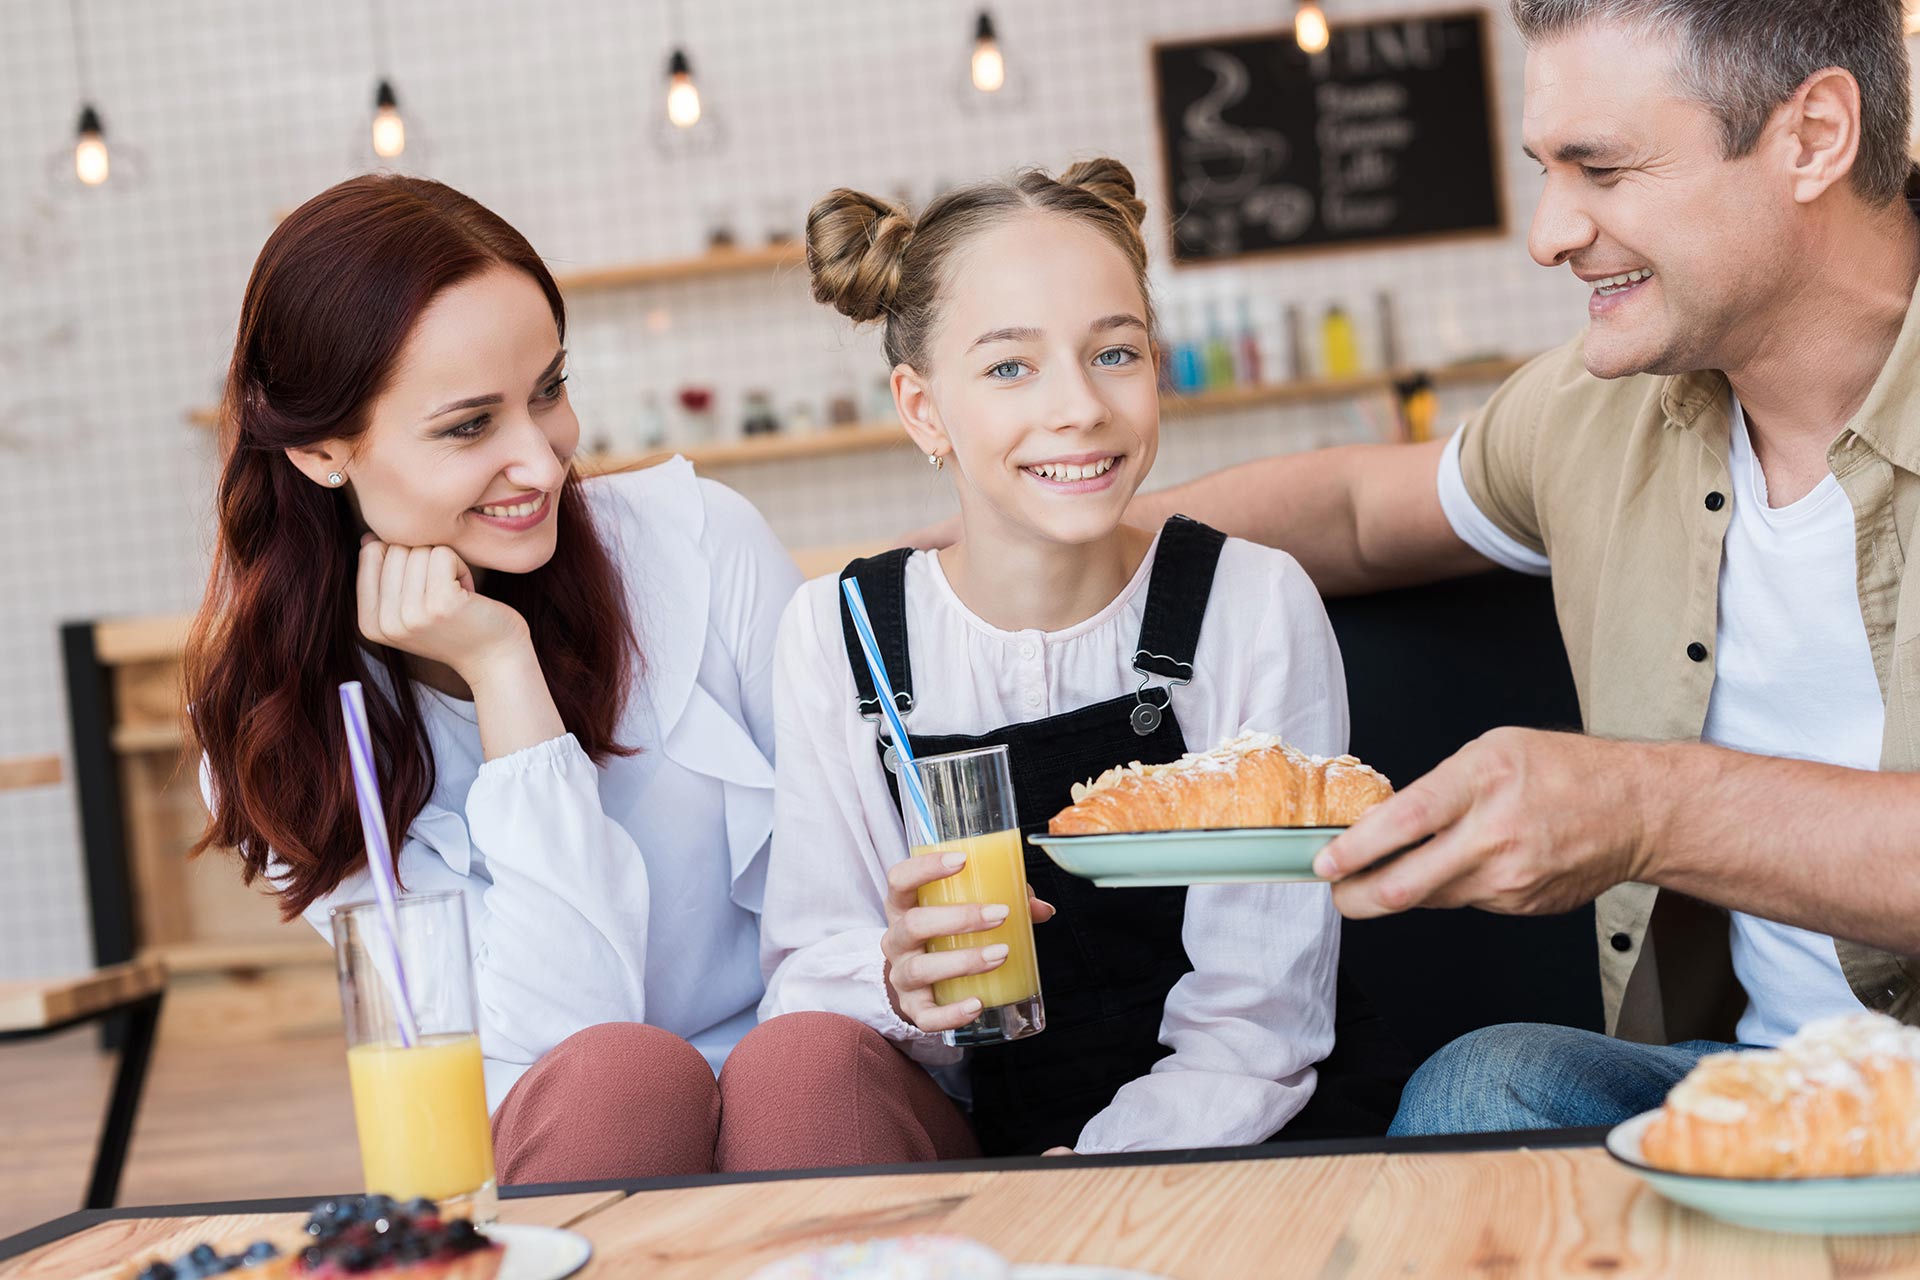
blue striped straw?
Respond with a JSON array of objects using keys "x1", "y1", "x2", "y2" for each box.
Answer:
[
  {"x1": 339, "y1": 681, "x2": 419, "y2": 1048},
  {"x1": 841, "y1": 578, "x2": 938, "y2": 845}
]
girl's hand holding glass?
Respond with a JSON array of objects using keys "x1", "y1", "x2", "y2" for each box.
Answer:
[{"x1": 880, "y1": 850, "x2": 1053, "y2": 1034}]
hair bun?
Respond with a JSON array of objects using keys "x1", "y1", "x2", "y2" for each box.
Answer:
[
  {"x1": 805, "y1": 189, "x2": 915, "y2": 324},
  {"x1": 1060, "y1": 157, "x2": 1146, "y2": 233}
]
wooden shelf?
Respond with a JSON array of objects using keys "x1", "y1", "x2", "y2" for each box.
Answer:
[
  {"x1": 187, "y1": 355, "x2": 1531, "y2": 470},
  {"x1": 113, "y1": 722, "x2": 186, "y2": 753},
  {"x1": 552, "y1": 242, "x2": 803, "y2": 294},
  {"x1": 1164, "y1": 355, "x2": 1528, "y2": 414},
  {"x1": 580, "y1": 422, "x2": 909, "y2": 474},
  {"x1": 180, "y1": 246, "x2": 808, "y2": 432},
  {"x1": 577, "y1": 356, "x2": 1532, "y2": 473}
]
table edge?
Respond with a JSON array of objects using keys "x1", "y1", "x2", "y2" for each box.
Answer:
[{"x1": 0, "y1": 1125, "x2": 1607, "y2": 1266}]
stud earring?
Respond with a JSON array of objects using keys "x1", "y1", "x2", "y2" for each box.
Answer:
[
  {"x1": 326, "y1": 471, "x2": 345, "y2": 487},
  {"x1": 927, "y1": 453, "x2": 944, "y2": 472}
]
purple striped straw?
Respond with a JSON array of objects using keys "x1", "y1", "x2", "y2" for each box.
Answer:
[{"x1": 339, "y1": 681, "x2": 418, "y2": 1047}]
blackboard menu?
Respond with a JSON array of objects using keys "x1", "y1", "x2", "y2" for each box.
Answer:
[{"x1": 1151, "y1": 8, "x2": 1505, "y2": 264}]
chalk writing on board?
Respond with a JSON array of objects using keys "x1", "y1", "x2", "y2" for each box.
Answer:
[{"x1": 1153, "y1": 11, "x2": 1502, "y2": 262}]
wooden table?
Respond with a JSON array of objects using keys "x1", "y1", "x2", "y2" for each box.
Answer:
[{"x1": 4, "y1": 1131, "x2": 1919, "y2": 1279}]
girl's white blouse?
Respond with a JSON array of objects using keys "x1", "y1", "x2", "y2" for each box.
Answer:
[
  {"x1": 759, "y1": 534, "x2": 1346, "y2": 1154},
  {"x1": 218, "y1": 459, "x2": 802, "y2": 1111}
]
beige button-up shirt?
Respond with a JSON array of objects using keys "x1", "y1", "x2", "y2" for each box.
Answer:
[{"x1": 1455, "y1": 293, "x2": 1920, "y2": 1044}]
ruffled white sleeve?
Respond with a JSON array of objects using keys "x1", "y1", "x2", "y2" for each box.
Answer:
[
  {"x1": 757, "y1": 579, "x2": 960, "y2": 1066},
  {"x1": 218, "y1": 735, "x2": 655, "y2": 1113},
  {"x1": 1075, "y1": 549, "x2": 1343, "y2": 1153},
  {"x1": 456, "y1": 735, "x2": 656, "y2": 1068}
]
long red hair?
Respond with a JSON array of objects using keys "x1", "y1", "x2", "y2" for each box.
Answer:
[{"x1": 187, "y1": 174, "x2": 637, "y2": 919}]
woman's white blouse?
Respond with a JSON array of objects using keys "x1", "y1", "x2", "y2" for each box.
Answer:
[
  {"x1": 759, "y1": 534, "x2": 1346, "y2": 1154},
  {"x1": 218, "y1": 459, "x2": 802, "y2": 1112}
]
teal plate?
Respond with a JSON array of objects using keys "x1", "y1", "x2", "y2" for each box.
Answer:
[
  {"x1": 1607, "y1": 1110, "x2": 1920, "y2": 1235},
  {"x1": 1027, "y1": 828, "x2": 1342, "y2": 887}
]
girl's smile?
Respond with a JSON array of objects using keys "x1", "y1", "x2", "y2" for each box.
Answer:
[{"x1": 1019, "y1": 452, "x2": 1125, "y2": 493}]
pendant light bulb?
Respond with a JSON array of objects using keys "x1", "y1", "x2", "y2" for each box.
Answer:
[
  {"x1": 73, "y1": 104, "x2": 109, "y2": 185},
  {"x1": 371, "y1": 80, "x2": 406, "y2": 160},
  {"x1": 970, "y1": 12, "x2": 1006, "y2": 94},
  {"x1": 666, "y1": 49, "x2": 702, "y2": 128},
  {"x1": 1295, "y1": 2, "x2": 1330, "y2": 55}
]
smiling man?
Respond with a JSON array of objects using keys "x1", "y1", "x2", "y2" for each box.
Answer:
[{"x1": 1127, "y1": 0, "x2": 1920, "y2": 1133}]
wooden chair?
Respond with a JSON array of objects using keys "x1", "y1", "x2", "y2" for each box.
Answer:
[
  {"x1": 0, "y1": 959, "x2": 166, "y2": 1209},
  {"x1": 0, "y1": 754, "x2": 168, "y2": 1209}
]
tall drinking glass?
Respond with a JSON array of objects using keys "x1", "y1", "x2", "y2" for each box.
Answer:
[
  {"x1": 909, "y1": 745, "x2": 1045, "y2": 1046},
  {"x1": 330, "y1": 891, "x2": 497, "y2": 1223}
]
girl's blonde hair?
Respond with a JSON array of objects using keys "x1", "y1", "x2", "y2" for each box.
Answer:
[{"x1": 805, "y1": 157, "x2": 1152, "y2": 370}]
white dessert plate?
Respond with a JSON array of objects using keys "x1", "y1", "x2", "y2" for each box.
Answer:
[
  {"x1": 1028, "y1": 827, "x2": 1342, "y2": 887},
  {"x1": 485, "y1": 1223, "x2": 594, "y2": 1280},
  {"x1": 1606, "y1": 1109, "x2": 1920, "y2": 1235}
]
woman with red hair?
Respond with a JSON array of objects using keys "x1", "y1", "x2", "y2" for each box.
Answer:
[{"x1": 188, "y1": 174, "x2": 801, "y2": 1179}]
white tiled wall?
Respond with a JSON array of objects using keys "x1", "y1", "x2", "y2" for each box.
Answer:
[{"x1": 0, "y1": 0, "x2": 1592, "y2": 976}]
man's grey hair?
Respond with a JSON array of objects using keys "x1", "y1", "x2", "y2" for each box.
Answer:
[{"x1": 1510, "y1": 0, "x2": 1913, "y2": 205}]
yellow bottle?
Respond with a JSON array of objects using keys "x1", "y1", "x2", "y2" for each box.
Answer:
[
  {"x1": 1402, "y1": 376, "x2": 1437, "y2": 443},
  {"x1": 911, "y1": 828, "x2": 1041, "y2": 1010},
  {"x1": 1321, "y1": 305, "x2": 1360, "y2": 378},
  {"x1": 347, "y1": 1033, "x2": 495, "y2": 1203}
]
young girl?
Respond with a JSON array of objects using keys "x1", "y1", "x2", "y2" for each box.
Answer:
[
  {"x1": 752, "y1": 159, "x2": 1346, "y2": 1159},
  {"x1": 188, "y1": 174, "x2": 819, "y2": 1180}
]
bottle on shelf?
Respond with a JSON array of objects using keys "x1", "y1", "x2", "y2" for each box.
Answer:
[
  {"x1": 1202, "y1": 300, "x2": 1237, "y2": 391},
  {"x1": 677, "y1": 386, "x2": 719, "y2": 442},
  {"x1": 862, "y1": 375, "x2": 896, "y2": 425},
  {"x1": 1233, "y1": 296, "x2": 1263, "y2": 387},
  {"x1": 826, "y1": 388, "x2": 860, "y2": 427},
  {"x1": 1376, "y1": 291, "x2": 1402, "y2": 370},
  {"x1": 1285, "y1": 303, "x2": 1310, "y2": 382},
  {"x1": 1321, "y1": 304, "x2": 1360, "y2": 378},
  {"x1": 1170, "y1": 302, "x2": 1206, "y2": 394},
  {"x1": 742, "y1": 390, "x2": 780, "y2": 437},
  {"x1": 761, "y1": 198, "x2": 796, "y2": 246},
  {"x1": 636, "y1": 391, "x2": 669, "y2": 450},
  {"x1": 1395, "y1": 373, "x2": 1437, "y2": 444}
]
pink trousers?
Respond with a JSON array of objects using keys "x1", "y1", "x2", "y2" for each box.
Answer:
[{"x1": 491, "y1": 1012, "x2": 979, "y2": 1182}]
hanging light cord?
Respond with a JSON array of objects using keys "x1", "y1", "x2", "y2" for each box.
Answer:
[
  {"x1": 368, "y1": 0, "x2": 392, "y2": 79},
  {"x1": 68, "y1": 0, "x2": 93, "y2": 100}
]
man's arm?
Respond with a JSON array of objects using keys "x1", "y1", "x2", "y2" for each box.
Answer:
[
  {"x1": 1312, "y1": 728, "x2": 1920, "y2": 957},
  {"x1": 1130, "y1": 439, "x2": 1494, "y2": 595},
  {"x1": 1641, "y1": 743, "x2": 1920, "y2": 955}
]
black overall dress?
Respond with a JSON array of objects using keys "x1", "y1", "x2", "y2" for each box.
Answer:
[
  {"x1": 838, "y1": 517, "x2": 1228, "y2": 1155},
  {"x1": 838, "y1": 518, "x2": 1410, "y2": 1153}
]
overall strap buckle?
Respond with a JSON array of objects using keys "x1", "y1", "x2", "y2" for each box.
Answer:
[{"x1": 1125, "y1": 516, "x2": 1226, "y2": 736}]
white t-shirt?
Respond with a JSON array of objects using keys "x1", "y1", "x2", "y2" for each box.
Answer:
[
  {"x1": 1437, "y1": 402, "x2": 1873, "y2": 1046},
  {"x1": 760, "y1": 532, "x2": 1344, "y2": 1153}
]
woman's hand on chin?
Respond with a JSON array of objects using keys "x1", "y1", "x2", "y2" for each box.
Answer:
[{"x1": 356, "y1": 536, "x2": 531, "y2": 682}]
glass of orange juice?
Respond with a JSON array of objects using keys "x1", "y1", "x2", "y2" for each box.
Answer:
[
  {"x1": 909, "y1": 745, "x2": 1044, "y2": 1047},
  {"x1": 330, "y1": 891, "x2": 496, "y2": 1224}
]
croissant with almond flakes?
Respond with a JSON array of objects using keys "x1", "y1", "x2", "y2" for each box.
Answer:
[
  {"x1": 1640, "y1": 1013, "x2": 1920, "y2": 1178},
  {"x1": 1049, "y1": 733, "x2": 1393, "y2": 835}
]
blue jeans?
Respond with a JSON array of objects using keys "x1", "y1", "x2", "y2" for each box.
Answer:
[{"x1": 1387, "y1": 1023, "x2": 1747, "y2": 1137}]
